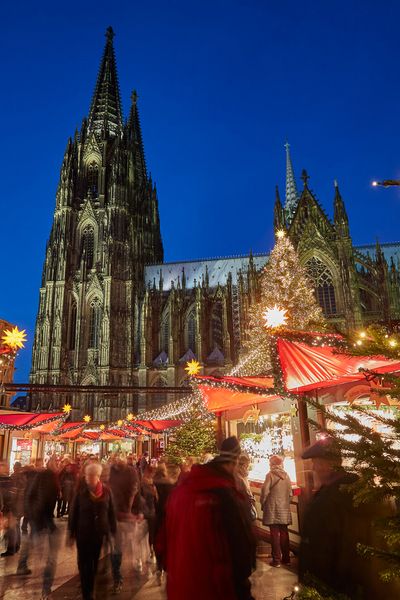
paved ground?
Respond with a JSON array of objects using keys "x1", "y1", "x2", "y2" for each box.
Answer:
[{"x1": 0, "y1": 520, "x2": 298, "y2": 599}]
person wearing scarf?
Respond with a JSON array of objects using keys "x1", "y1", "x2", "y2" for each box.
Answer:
[{"x1": 68, "y1": 462, "x2": 116, "y2": 600}]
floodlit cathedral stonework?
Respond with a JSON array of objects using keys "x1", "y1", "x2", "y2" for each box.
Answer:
[{"x1": 31, "y1": 29, "x2": 400, "y2": 419}]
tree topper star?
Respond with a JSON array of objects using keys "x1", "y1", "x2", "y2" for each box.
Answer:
[
  {"x1": 1, "y1": 327, "x2": 27, "y2": 350},
  {"x1": 263, "y1": 305, "x2": 288, "y2": 329},
  {"x1": 63, "y1": 404, "x2": 72, "y2": 414},
  {"x1": 185, "y1": 359, "x2": 201, "y2": 376}
]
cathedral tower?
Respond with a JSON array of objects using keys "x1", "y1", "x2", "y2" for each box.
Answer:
[{"x1": 31, "y1": 28, "x2": 163, "y2": 417}]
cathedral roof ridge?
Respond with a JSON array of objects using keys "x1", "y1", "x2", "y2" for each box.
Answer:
[
  {"x1": 356, "y1": 240, "x2": 400, "y2": 249},
  {"x1": 145, "y1": 251, "x2": 269, "y2": 267}
]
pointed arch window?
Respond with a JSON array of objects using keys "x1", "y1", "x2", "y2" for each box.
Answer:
[
  {"x1": 87, "y1": 162, "x2": 99, "y2": 198},
  {"x1": 306, "y1": 257, "x2": 337, "y2": 316},
  {"x1": 69, "y1": 302, "x2": 77, "y2": 350},
  {"x1": 80, "y1": 226, "x2": 95, "y2": 269},
  {"x1": 88, "y1": 298, "x2": 102, "y2": 349},
  {"x1": 160, "y1": 312, "x2": 170, "y2": 353},
  {"x1": 186, "y1": 310, "x2": 196, "y2": 352},
  {"x1": 211, "y1": 300, "x2": 223, "y2": 350}
]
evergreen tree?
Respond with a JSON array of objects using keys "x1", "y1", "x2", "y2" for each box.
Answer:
[
  {"x1": 165, "y1": 409, "x2": 217, "y2": 465},
  {"x1": 241, "y1": 232, "x2": 326, "y2": 375},
  {"x1": 305, "y1": 324, "x2": 400, "y2": 588}
]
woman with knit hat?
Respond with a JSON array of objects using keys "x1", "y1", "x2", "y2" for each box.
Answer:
[{"x1": 260, "y1": 455, "x2": 292, "y2": 568}]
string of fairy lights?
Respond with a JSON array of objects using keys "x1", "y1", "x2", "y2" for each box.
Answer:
[{"x1": 5, "y1": 232, "x2": 400, "y2": 439}]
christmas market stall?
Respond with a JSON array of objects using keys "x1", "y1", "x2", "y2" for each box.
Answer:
[
  {"x1": 43, "y1": 416, "x2": 182, "y2": 458},
  {"x1": 194, "y1": 332, "x2": 400, "y2": 546},
  {"x1": 0, "y1": 411, "x2": 66, "y2": 470}
]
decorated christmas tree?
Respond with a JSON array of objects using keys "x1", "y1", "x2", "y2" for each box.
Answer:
[
  {"x1": 241, "y1": 231, "x2": 326, "y2": 375},
  {"x1": 165, "y1": 407, "x2": 217, "y2": 465}
]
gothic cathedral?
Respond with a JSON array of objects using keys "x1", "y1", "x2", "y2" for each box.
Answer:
[{"x1": 31, "y1": 29, "x2": 400, "y2": 419}]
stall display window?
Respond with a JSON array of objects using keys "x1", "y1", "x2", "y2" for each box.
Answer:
[
  {"x1": 237, "y1": 413, "x2": 296, "y2": 483},
  {"x1": 78, "y1": 443, "x2": 101, "y2": 455},
  {"x1": 10, "y1": 438, "x2": 32, "y2": 472},
  {"x1": 44, "y1": 441, "x2": 67, "y2": 462}
]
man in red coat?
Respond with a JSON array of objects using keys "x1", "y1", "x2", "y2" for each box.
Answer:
[{"x1": 163, "y1": 436, "x2": 256, "y2": 600}]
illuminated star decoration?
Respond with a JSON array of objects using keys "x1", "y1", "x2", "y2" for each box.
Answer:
[
  {"x1": 63, "y1": 404, "x2": 72, "y2": 414},
  {"x1": 276, "y1": 229, "x2": 286, "y2": 239},
  {"x1": 83, "y1": 415, "x2": 91, "y2": 423},
  {"x1": 185, "y1": 359, "x2": 201, "y2": 376},
  {"x1": 126, "y1": 413, "x2": 134, "y2": 421},
  {"x1": 1, "y1": 327, "x2": 27, "y2": 350},
  {"x1": 100, "y1": 424, "x2": 105, "y2": 430},
  {"x1": 263, "y1": 305, "x2": 288, "y2": 329},
  {"x1": 117, "y1": 419, "x2": 123, "y2": 427}
]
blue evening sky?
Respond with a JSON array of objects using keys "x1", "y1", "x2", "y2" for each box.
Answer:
[{"x1": 2, "y1": 0, "x2": 400, "y2": 381}]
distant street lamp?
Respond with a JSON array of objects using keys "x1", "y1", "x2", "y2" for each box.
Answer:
[{"x1": 372, "y1": 179, "x2": 400, "y2": 187}]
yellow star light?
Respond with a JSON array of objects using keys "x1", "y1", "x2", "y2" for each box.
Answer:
[
  {"x1": 127, "y1": 413, "x2": 135, "y2": 421},
  {"x1": 100, "y1": 424, "x2": 105, "y2": 430},
  {"x1": 83, "y1": 415, "x2": 91, "y2": 423},
  {"x1": 185, "y1": 359, "x2": 201, "y2": 376},
  {"x1": 263, "y1": 305, "x2": 288, "y2": 329},
  {"x1": 63, "y1": 404, "x2": 72, "y2": 414},
  {"x1": 276, "y1": 229, "x2": 286, "y2": 239},
  {"x1": 117, "y1": 419, "x2": 123, "y2": 427},
  {"x1": 2, "y1": 327, "x2": 27, "y2": 350}
]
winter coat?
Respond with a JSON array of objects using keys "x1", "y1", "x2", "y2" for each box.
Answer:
[
  {"x1": 59, "y1": 464, "x2": 78, "y2": 502},
  {"x1": 154, "y1": 477, "x2": 175, "y2": 533},
  {"x1": 68, "y1": 482, "x2": 116, "y2": 543},
  {"x1": 163, "y1": 462, "x2": 256, "y2": 600},
  {"x1": 260, "y1": 466, "x2": 292, "y2": 526},
  {"x1": 141, "y1": 480, "x2": 157, "y2": 519},
  {"x1": 25, "y1": 469, "x2": 59, "y2": 531},
  {"x1": 9, "y1": 471, "x2": 26, "y2": 517},
  {"x1": 109, "y1": 463, "x2": 138, "y2": 519}
]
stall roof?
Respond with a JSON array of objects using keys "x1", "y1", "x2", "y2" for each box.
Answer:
[
  {"x1": 278, "y1": 338, "x2": 400, "y2": 393},
  {"x1": 0, "y1": 412, "x2": 65, "y2": 433},
  {"x1": 196, "y1": 337, "x2": 400, "y2": 410},
  {"x1": 198, "y1": 385, "x2": 281, "y2": 412}
]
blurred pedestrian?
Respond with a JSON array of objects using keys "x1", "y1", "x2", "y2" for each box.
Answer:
[
  {"x1": 57, "y1": 458, "x2": 78, "y2": 518},
  {"x1": 0, "y1": 459, "x2": 18, "y2": 557},
  {"x1": 108, "y1": 458, "x2": 138, "y2": 593},
  {"x1": 68, "y1": 462, "x2": 116, "y2": 600},
  {"x1": 141, "y1": 466, "x2": 157, "y2": 555},
  {"x1": 16, "y1": 456, "x2": 60, "y2": 600},
  {"x1": 139, "y1": 452, "x2": 149, "y2": 476},
  {"x1": 260, "y1": 455, "x2": 292, "y2": 567},
  {"x1": 153, "y1": 463, "x2": 175, "y2": 584},
  {"x1": 163, "y1": 436, "x2": 256, "y2": 600}
]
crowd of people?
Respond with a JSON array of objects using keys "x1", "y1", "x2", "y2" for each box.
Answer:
[
  {"x1": 1, "y1": 436, "x2": 398, "y2": 600},
  {"x1": 0, "y1": 449, "x2": 183, "y2": 599}
]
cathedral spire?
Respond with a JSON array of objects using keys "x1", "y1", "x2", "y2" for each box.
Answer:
[
  {"x1": 333, "y1": 179, "x2": 349, "y2": 235},
  {"x1": 88, "y1": 26, "x2": 123, "y2": 137},
  {"x1": 126, "y1": 90, "x2": 147, "y2": 183},
  {"x1": 274, "y1": 185, "x2": 286, "y2": 231},
  {"x1": 284, "y1": 142, "x2": 299, "y2": 223}
]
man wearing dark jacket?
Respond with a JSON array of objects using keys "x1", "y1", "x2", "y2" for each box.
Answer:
[
  {"x1": 163, "y1": 436, "x2": 256, "y2": 600},
  {"x1": 299, "y1": 437, "x2": 400, "y2": 599},
  {"x1": 16, "y1": 460, "x2": 60, "y2": 600},
  {"x1": 108, "y1": 458, "x2": 138, "y2": 593}
]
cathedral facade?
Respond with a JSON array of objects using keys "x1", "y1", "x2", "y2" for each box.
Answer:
[{"x1": 31, "y1": 29, "x2": 400, "y2": 419}]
